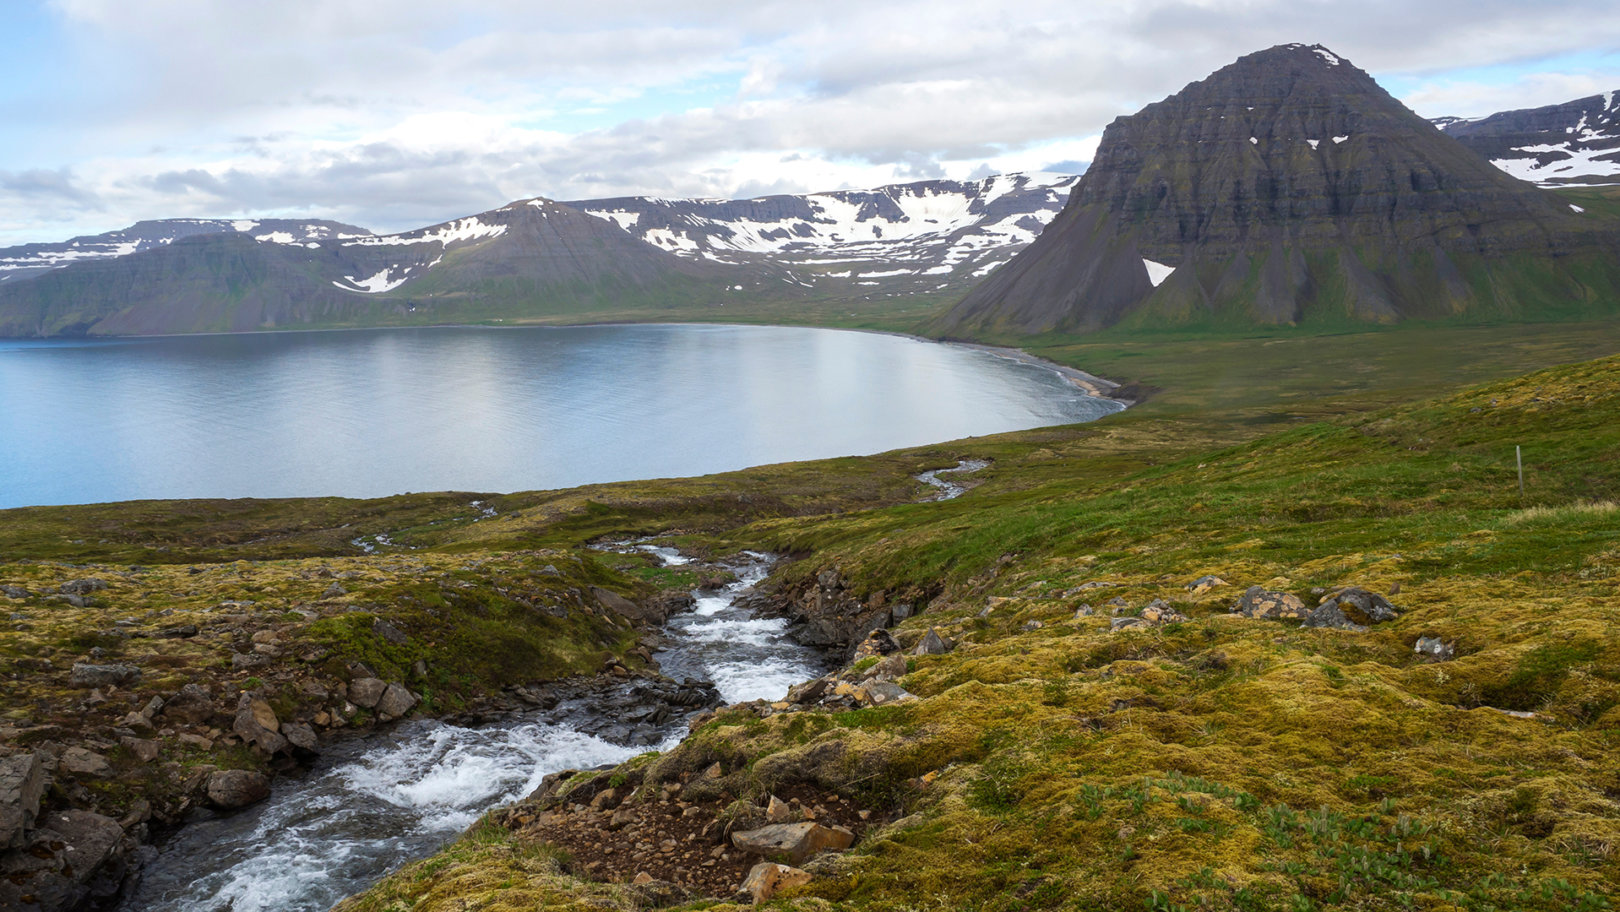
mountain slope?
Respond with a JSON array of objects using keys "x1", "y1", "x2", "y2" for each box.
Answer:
[
  {"x1": 569, "y1": 172, "x2": 1078, "y2": 296},
  {"x1": 0, "y1": 199, "x2": 731, "y2": 337},
  {"x1": 1437, "y1": 92, "x2": 1620, "y2": 187},
  {"x1": 936, "y1": 44, "x2": 1620, "y2": 337}
]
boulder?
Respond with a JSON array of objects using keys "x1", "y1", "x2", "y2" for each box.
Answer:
[
  {"x1": 205, "y1": 769, "x2": 270, "y2": 809},
  {"x1": 865, "y1": 654, "x2": 907, "y2": 681},
  {"x1": 1139, "y1": 599, "x2": 1188, "y2": 624},
  {"x1": 157, "y1": 623, "x2": 198, "y2": 638},
  {"x1": 233, "y1": 695, "x2": 289, "y2": 755},
  {"x1": 68, "y1": 663, "x2": 141, "y2": 689},
  {"x1": 348, "y1": 677, "x2": 388, "y2": 708},
  {"x1": 914, "y1": 628, "x2": 950, "y2": 656},
  {"x1": 375, "y1": 683, "x2": 417, "y2": 720},
  {"x1": 765, "y1": 795, "x2": 794, "y2": 823},
  {"x1": 732, "y1": 822, "x2": 855, "y2": 863},
  {"x1": 230, "y1": 652, "x2": 270, "y2": 671},
  {"x1": 786, "y1": 677, "x2": 831, "y2": 705},
  {"x1": 0, "y1": 752, "x2": 48, "y2": 849},
  {"x1": 321, "y1": 582, "x2": 347, "y2": 599},
  {"x1": 741, "y1": 861, "x2": 813, "y2": 903},
  {"x1": 1303, "y1": 587, "x2": 1400, "y2": 631},
  {"x1": 119, "y1": 737, "x2": 161, "y2": 763},
  {"x1": 852, "y1": 628, "x2": 901, "y2": 659},
  {"x1": 0, "y1": 809, "x2": 128, "y2": 911},
  {"x1": 589, "y1": 586, "x2": 664, "y2": 625},
  {"x1": 60, "y1": 748, "x2": 111, "y2": 779},
  {"x1": 370, "y1": 617, "x2": 409, "y2": 645},
  {"x1": 1, "y1": 584, "x2": 29, "y2": 599},
  {"x1": 1187, "y1": 575, "x2": 1228, "y2": 594},
  {"x1": 1232, "y1": 586, "x2": 1309, "y2": 620},
  {"x1": 855, "y1": 681, "x2": 916, "y2": 707},
  {"x1": 281, "y1": 723, "x2": 319, "y2": 752}
]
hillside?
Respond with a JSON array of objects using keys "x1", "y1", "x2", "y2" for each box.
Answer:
[{"x1": 936, "y1": 44, "x2": 1620, "y2": 337}]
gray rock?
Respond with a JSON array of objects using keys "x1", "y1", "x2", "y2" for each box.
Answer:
[
  {"x1": 864, "y1": 654, "x2": 907, "y2": 681},
  {"x1": 855, "y1": 681, "x2": 915, "y2": 707},
  {"x1": 348, "y1": 677, "x2": 388, "y2": 709},
  {"x1": 1414, "y1": 636, "x2": 1455, "y2": 660},
  {"x1": 0, "y1": 809, "x2": 128, "y2": 911},
  {"x1": 914, "y1": 628, "x2": 950, "y2": 656},
  {"x1": 375, "y1": 683, "x2": 417, "y2": 720},
  {"x1": 0, "y1": 752, "x2": 48, "y2": 849},
  {"x1": 1021, "y1": 619, "x2": 1045, "y2": 631},
  {"x1": 60, "y1": 748, "x2": 111, "y2": 779},
  {"x1": 1232, "y1": 586, "x2": 1309, "y2": 620},
  {"x1": 786, "y1": 677, "x2": 831, "y2": 705},
  {"x1": 321, "y1": 582, "x2": 347, "y2": 599},
  {"x1": 1303, "y1": 587, "x2": 1400, "y2": 631},
  {"x1": 119, "y1": 737, "x2": 160, "y2": 763},
  {"x1": 59, "y1": 578, "x2": 108, "y2": 596},
  {"x1": 731, "y1": 821, "x2": 855, "y2": 863},
  {"x1": 1, "y1": 585, "x2": 29, "y2": 599},
  {"x1": 890, "y1": 603, "x2": 914, "y2": 621},
  {"x1": 230, "y1": 652, "x2": 270, "y2": 671},
  {"x1": 281, "y1": 722, "x2": 319, "y2": 752},
  {"x1": 68, "y1": 663, "x2": 141, "y2": 688},
  {"x1": 157, "y1": 623, "x2": 198, "y2": 638},
  {"x1": 233, "y1": 695, "x2": 288, "y2": 755},
  {"x1": 205, "y1": 769, "x2": 270, "y2": 809}
]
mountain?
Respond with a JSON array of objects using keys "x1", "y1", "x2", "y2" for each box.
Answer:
[
  {"x1": 0, "y1": 199, "x2": 725, "y2": 337},
  {"x1": 0, "y1": 174, "x2": 1076, "y2": 337},
  {"x1": 1435, "y1": 92, "x2": 1620, "y2": 186},
  {"x1": 936, "y1": 44, "x2": 1620, "y2": 337},
  {"x1": 0, "y1": 218, "x2": 370, "y2": 284},
  {"x1": 568, "y1": 172, "x2": 1078, "y2": 295}
]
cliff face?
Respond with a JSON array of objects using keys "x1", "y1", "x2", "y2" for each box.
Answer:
[{"x1": 938, "y1": 44, "x2": 1620, "y2": 336}]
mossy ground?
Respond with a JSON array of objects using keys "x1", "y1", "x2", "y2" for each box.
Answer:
[{"x1": 6, "y1": 318, "x2": 1620, "y2": 909}]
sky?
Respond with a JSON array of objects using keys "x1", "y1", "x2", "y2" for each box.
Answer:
[{"x1": 2, "y1": 0, "x2": 1618, "y2": 245}]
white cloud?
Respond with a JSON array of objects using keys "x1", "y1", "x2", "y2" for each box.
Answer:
[{"x1": 3, "y1": 0, "x2": 1619, "y2": 244}]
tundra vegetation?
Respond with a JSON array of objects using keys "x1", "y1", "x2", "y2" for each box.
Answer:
[{"x1": 4, "y1": 318, "x2": 1620, "y2": 910}]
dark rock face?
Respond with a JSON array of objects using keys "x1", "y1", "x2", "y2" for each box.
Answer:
[
  {"x1": 939, "y1": 44, "x2": 1620, "y2": 336},
  {"x1": 1437, "y1": 92, "x2": 1620, "y2": 186},
  {"x1": 0, "y1": 809, "x2": 132, "y2": 912}
]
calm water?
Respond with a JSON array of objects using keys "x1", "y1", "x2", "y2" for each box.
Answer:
[{"x1": 0, "y1": 324, "x2": 1120, "y2": 508}]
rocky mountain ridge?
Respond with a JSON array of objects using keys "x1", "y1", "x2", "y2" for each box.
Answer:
[
  {"x1": 937, "y1": 43, "x2": 1620, "y2": 335},
  {"x1": 1436, "y1": 91, "x2": 1620, "y2": 186}
]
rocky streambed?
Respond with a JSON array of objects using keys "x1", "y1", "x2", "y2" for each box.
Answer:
[{"x1": 112, "y1": 548, "x2": 825, "y2": 912}]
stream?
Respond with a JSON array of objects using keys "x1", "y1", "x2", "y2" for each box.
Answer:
[{"x1": 118, "y1": 549, "x2": 825, "y2": 912}]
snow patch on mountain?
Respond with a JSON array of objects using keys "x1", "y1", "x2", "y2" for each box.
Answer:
[{"x1": 344, "y1": 216, "x2": 506, "y2": 248}]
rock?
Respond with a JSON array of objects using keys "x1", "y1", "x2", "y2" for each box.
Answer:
[
  {"x1": 0, "y1": 752, "x2": 48, "y2": 849},
  {"x1": 161, "y1": 683, "x2": 215, "y2": 724},
  {"x1": 158, "y1": 623, "x2": 198, "y2": 638},
  {"x1": 230, "y1": 652, "x2": 270, "y2": 671},
  {"x1": 914, "y1": 627, "x2": 950, "y2": 656},
  {"x1": 1, "y1": 584, "x2": 29, "y2": 598},
  {"x1": 68, "y1": 663, "x2": 141, "y2": 688},
  {"x1": 205, "y1": 769, "x2": 270, "y2": 809},
  {"x1": 1303, "y1": 587, "x2": 1400, "y2": 631},
  {"x1": 1232, "y1": 586, "x2": 1309, "y2": 620},
  {"x1": 865, "y1": 654, "x2": 907, "y2": 681},
  {"x1": 1414, "y1": 636, "x2": 1455, "y2": 661},
  {"x1": 348, "y1": 677, "x2": 388, "y2": 709},
  {"x1": 375, "y1": 683, "x2": 417, "y2": 720},
  {"x1": 890, "y1": 603, "x2": 914, "y2": 621},
  {"x1": 632, "y1": 871, "x2": 654, "y2": 885},
  {"x1": 1, "y1": 809, "x2": 128, "y2": 912},
  {"x1": 249, "y1": 629, "x2": 280, "y2": 645},
  {"x1": 851, "y1": 628, "x2": 901, "y2": 659},
  {"x1": 1021, "y1": 619, "x2": 1045, "y2": 631},
  {"x1": 321, "y1": 582, "x2": 347, "y2": 599},
  {"x1": 766, "y1": 795, "x2": 794, "y2": 823},
  {"x1": 371, "y1": 617, "x2": 409, "y2": 645},
  {"x1": 1110, "y1": 617, "x2": 1148, "y2": 630},
  {"x1": 1073, "y1": 605, "x2": 1094, "y2": 619},
  {"x1": 855, "y1": 681, "x2": 916, "y2": 707},
  {"x1": 786, "y1": 677, "x2": 831, "y2": 705},
  {"x1": 741, "y1": 861, "x2": 814, "y2": 903},
  {"x1": 60, "y1": 747, "x2": 111, "y2": 779},
  {"x1": 120, "y1": 737, "x2": 160, "y2": 763},
  {"x1": 589, "y1": 586, "x2": 664, "y2": 625},
  {"x1": 732, "y1": 822, "x2": 855, "y2": 864},
  {"x1": 1187, "y1": 575, "x2": 1228, "y2": 594},
  {"x1": 59, "y1": 578, "x2": 108, "y2": 595},
  {"x1": 702, "y1": 761, "x2": 725, "y2": 780},
  {"x1": 281, "y1": 723, "x2": 318, "y2": 752},
  {"x1": 233, "y1": 695, "x2": 289, "y2": 755},
  {"x1": 1139, "y1": 599, "x2": 1188, "y2": 624}
]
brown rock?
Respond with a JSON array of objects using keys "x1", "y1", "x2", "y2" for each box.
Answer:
[
  {"x1": 234, "y1": 695, "x2": 289, "y2": 755},
  {"x1": 741, "y1": 861, "x2": 813, "y2": 903},
  {"x1": 731, "y1": 822, "x2": 855, "y2": 863},
  {"x1": 120, "y1": 737, "x2": 161, "y2": 763},
  {"x1": 161, "y1": 683, "x2": 216, "y2": 724},
  {"x1": 765, "y1": 795, "x2": 793, "y2": 823}
]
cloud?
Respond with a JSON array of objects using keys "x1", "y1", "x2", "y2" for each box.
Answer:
[
  {"x1": 3, "y1": 0, "x2": 1620, "y2": 244},
  {"x1": 0, "y1": 167, "x2": 103, "y2": 211}
]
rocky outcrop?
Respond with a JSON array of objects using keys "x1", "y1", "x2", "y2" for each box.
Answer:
[
  {"x1": 0, "y1": 753, "x2": 47, "y2": 849},
  {"x1": 0, "y1": 809, "x2": 133, "y2": 912},
  {"x1": 1437, "y1": 91, "x2": 1620, "y2": 187},
  {"x1": 1301, "y1": 587, "x2": 1400, "y2": 631},
  {"x1": 937, "y1": 43, "x2": 1620, "y2": 336}
]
